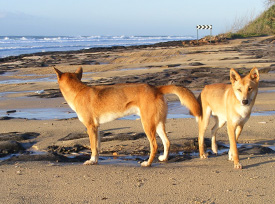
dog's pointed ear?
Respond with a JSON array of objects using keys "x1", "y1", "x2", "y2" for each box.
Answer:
[
  {"x1": 75, "y1": 66, "x2": 83, "y2": 80},
  {"x1": 250, "y1": 67, "x2": 259, "y2": 82},
  {"x1": 53, "y1": 67, "x2": 62, "y2": 79},
  {"x1": 230, "y1": 68, "x2": 241, "y2": 84}
]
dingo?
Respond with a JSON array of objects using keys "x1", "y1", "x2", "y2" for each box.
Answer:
[
  {"x1": 54, "y1": 67, "x2": 201, "y2": 167},
  {"x1": 198, "y1": 67, "x2": 259, "y2": 169}
]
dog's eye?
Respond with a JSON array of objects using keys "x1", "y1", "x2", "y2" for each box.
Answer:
[
  {"x1": 248, "y1": 87, "x2": 252, "y2": 92},
  {"x1": 237, "y1": 89, "x2": 242, "y2": 92}
]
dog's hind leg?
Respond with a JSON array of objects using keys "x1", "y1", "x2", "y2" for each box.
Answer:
[
  {"x1": 140, "y1": 119, "x2": 158, "y2": 167},
  {"x1": 198, "y1": 106, "x2": 211, "y2": 159},
  {"x1": 156, "y1": 122, "x2": 170, "y2": 162},
  {"x1": 211, "y1": 116, "x2": 226, "y2": 154},
  {"x1": 84, "y1": 125, "x2": 99, "y2": 165}
]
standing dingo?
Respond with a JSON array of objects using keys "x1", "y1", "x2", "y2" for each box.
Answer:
[
  {"x1": 198, "y1": 67, "x2": 259, "y2": 169},
  {"x1": 54, "y1": 67, "x2": 201, "y2": 167}
]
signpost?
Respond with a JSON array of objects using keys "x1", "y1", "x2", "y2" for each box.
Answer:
[{"x1": 196, "y1": 25, "x2": 212, "y2": 43}]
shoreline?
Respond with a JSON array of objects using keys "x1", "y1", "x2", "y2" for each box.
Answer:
[
  {"x1": 0, "y1": 34, "x2": 228, "y2": 64},
  {"x1": 0, "y1": 39, "x2": 190, "y2": 63}
]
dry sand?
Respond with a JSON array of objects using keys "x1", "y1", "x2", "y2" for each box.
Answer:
[{"x1": 0, "y1": 36, "x2": 275, "y2": 203}]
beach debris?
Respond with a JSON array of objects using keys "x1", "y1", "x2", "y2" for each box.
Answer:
[
  {"x1": 6, "y1": 110, "x2": 16, "y2": 114},
  {"x1": 35, "y1": 90, "x2": 45, "y2": 94}
]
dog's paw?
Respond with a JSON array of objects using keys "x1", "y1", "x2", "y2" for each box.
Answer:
[
  {"x1": 234, "y1": 163, "x2": 243, "y2": 169},
  {"x1": 158, "y1": 155, "x2": 168, "y2": 162},
  {"x1": 141, "y1": 161, "x2": 151, "y2": 167},
  {"x1": 83, "y1": 160, "x2": 98, "y2": 165},
  {"x1": 83, "y1": 157, "x2": 98, "y2": 165},
  {"x1": 200, "y1": 153, "x2": 208, "y2": 159}
]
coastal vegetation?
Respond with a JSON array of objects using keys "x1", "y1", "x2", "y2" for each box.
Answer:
[{"x1": 228, "y1": 3, "x2": 275, "y2": 38}]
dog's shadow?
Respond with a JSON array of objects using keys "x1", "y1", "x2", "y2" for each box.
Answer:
[{"x1": 241, "y1": 155, "x2": 275, "y2": 169}]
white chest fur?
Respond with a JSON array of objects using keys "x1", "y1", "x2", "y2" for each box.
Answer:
[{"x1": 232, "y1": 105, "x2": 252, "y2": 125}]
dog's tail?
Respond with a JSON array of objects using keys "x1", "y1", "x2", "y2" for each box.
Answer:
[{"x1": 158, "y1": 85, "x2": 201, "y2": 121}]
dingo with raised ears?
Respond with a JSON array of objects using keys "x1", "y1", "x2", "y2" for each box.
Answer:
[
  {"x1": 54, "y1": 67, "x2": 201, "y2": 167},
  {"x1": 198, "y1": 67, "x2": 259, "y2": 169}
]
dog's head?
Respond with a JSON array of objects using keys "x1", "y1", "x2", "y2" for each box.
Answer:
[
  {"x1": 53, "y1": 66, "x2": 83, "y2": 83},
  {"x1": 230, "y1": 67, "x2": 259, "y2": 106}
]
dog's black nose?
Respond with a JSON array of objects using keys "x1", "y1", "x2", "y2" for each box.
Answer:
[{"x1": 242, "y1": 100, "x2": 249, "y2": 105}]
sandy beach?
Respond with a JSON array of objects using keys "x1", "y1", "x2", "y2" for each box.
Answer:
[{"x1": 0, "y1": 36, "x2": 275, "y2": 203}]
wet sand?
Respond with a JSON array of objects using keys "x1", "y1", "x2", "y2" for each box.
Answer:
[{"x1": 0, "y1": 36, "x2": 275, "y2": 203}]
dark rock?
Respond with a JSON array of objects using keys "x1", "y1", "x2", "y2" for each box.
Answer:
[
  {"x1": 58, "y1": 132, "x2": 146, "y2": 143},
  {"x1": 101, "y1": 132, "x2": 146, "y2": 142},
  {"x1": 0, "y1": 117, "x2": 13, "y2": 120},
  {"x1": 48, "y1": 145, "x2": 87, "y2": 154},
  {"x1": 168, "y1": 154, "x2": 193, "y2": 162},
  {"x1": 189, "y1": 62, "x2": 205, "y2": 66},
  {"x1": 0, "y1": 141, "x2": 25, "y2": 156},
  {"x1": 2, "y1": 152, "x2": 72, "y2": 163},
  {"x1": 220, "y1": 57, "x2": 240, "y2": 60}
]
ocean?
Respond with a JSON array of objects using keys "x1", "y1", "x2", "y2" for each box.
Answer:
[{"x1": 0, "y1": 35, "x2": 194, "y2": 58}]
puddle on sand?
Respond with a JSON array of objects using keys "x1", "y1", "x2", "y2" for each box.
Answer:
[
  {"x1": 0, "y1": 151, "x2": 47, "y2": 162},
  {"x1": 1, "y1": 143, "x2": 274, "y2": 164},
  {"x1": 119, "y1": 67, "x2": 149, "y2": 71},
  {"x1": 0, "y1": 72, "x2": 99, "y2": 84},
  {"x1": 122, "y1": 101, "x2": 275, "y2": 120},
  {"x1": 0, "y1": 91, "x2": 34, "y2": 98},
  {"x1": 121, "y1": 101, "x2": 192, "y2": 120},
  {"x1": 2, "y1": 101, "x2": 275, "y2": 120},
  {"x1": 0, "y1": 101, "x2": 191, "y2": 120},
  {"x1": 251, "y1": 111, "x2": 275, "y2": 116},
  {"x1": 0, "y1": 108, "x2": 77, "y2": 120},
  {"x1": 258, "y1": 89, "x2": 275, "y2": 93},
  {"x1": 0, "y1": 75, "x2": 56, "y2": 84}
]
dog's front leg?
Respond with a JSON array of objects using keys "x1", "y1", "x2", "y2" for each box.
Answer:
[
  {"x1": 227, "y1": 122, "x2": 242, "y2": 169},
  {"x1": 235, "y1": 125, "x2": 243, "y2": 142},
  {"x1": 84, "y1": 125, "x2": 99, "y2": 165}
]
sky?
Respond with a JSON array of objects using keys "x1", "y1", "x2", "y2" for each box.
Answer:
[{"x1": 0, "y1": 0, "x2": 268, "y2": 36}]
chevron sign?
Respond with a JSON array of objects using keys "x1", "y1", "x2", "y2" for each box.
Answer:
[
  {"x1": 196, "y1": 25, "x2": 212, "y2": 29},
  {"x1": 196, "y1": 25, "x2": 213, "y2": 43}
]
